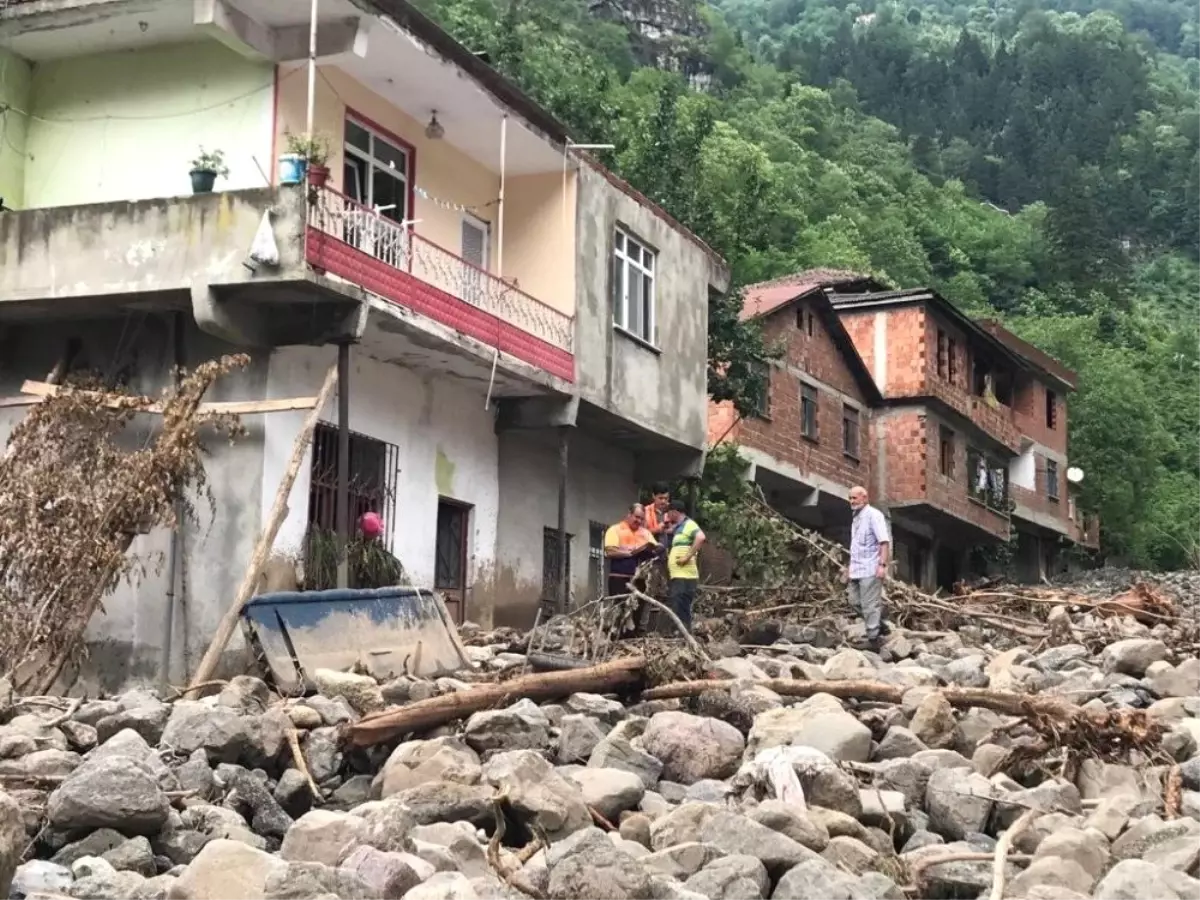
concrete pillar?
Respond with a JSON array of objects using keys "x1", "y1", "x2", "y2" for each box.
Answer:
[{"x1": 0, "y1": 48, "x2": 32, "y2": 210}]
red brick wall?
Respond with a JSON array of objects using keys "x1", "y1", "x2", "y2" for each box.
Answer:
[
  {"x1": 840, "y1": 312, "x2": 875, "y2": 381},
  {"x1": 879, "y1": 412, "x2": 926, "y2": 504},
  {"x1": 923, "y1": 410, "x2": 1012, "y2": 540},
  {"x1": 709, "y1": 299, "x2": 872, "y2": 493},
  {"x1": 1012, "y1": 376, "x2": 1068, "y2": 455}
]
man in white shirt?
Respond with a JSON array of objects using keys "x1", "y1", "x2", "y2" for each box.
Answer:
[{"x1": 844, "y1": 485, "x2": 891, "y2": 650}]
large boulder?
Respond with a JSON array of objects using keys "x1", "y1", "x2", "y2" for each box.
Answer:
[
  {"x1": 545, "y1": 827, "x2": 653, "y2": 899},
  {"x1": 1093, "y1": 859, "x2": 1200, "y2": 900},
  {"x1": 700, "y1": 812, "x2": 817, "y2": 879},
  {"x1": 685, "y1": 855, "x2": 770, "y2": 900},
  {"x1": 463, "y1": 700, "x2": 550, "y2": 754},
  {"x1": 924, "y1": 768, "x2": 993, "y2": 841},
  {"x1": 745, "y1": 696, "x2": 872, "y2": 763},
  {"x1": 311, "y1": 669, "x2": 385, "y2": 715},
  {"x1": 159, "y1": 703, "x2": 285, "y2": 770},
  {"x1": 639, "y1": 712, "x2": 745, "y2": 785},
  {"x1": 374, "y1": 738, "x2": 481, "y2": 799},
  {"x1": 0, "y1": 791, "x2": 23, "y2": 897},
  {"x1": 771, "y1": 859, "x2": 870, "y2": 900},
  {"x1": 482, "y1": 750, "x2": 590, "y2": 841},
  {"x1": 279, "y1": 809, "x2": 370, "y2": 866},
  {"x1": 588, "y1": 735, "x2": 663, "y2": 789},
  {"x1": 47, "y1": 756, "x2": 169, "y2": 837},
  {"x1": 166, "y1": 839, "x2": 286, "y2": 900},
  {"x1": 563, "y1": 768, "x2": 645, "y2": 822},
  {"x1": 1100, "y1": 639, "x2": 1168, "y2": 677}
]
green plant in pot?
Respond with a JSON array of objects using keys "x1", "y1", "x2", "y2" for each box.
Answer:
[
  {"x1": 283, "y1": 131, "x2": 331, "y2": 187},
  {"x1": 189, "y1": 147, "x2": 229, "y2": 194}
]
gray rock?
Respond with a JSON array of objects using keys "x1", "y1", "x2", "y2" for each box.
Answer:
[
  {"x1": 12, "y1": 859, "x2": 73, "y2": 897},
  {"x1": 684, "y1": 854, "x2": 769, "y2": 900},
  {"x1": 95, "y1": 703, "x2": 171, "y2": 746},
  {"x1": 408, "y1": 823, "x2": 485, "y2": 877},
  {"x1": 1111, "y1": 815, "x2": 1200, "y2": 870},
  {"x1": 159, "y1": 704, "x2": 284, "y2": 770},
  {"x1": 564, "y1": 693, "x2": 627, "y2": 725},
  {"x1": 700, "y1": 812, "x2": 817, "y2": 879},
  {"x1": 216, "y1": 676, "x2": 272, "y2": 715},
  {"x1": 640, "y1": 712, "x2": 745, "y2": 785},
  {"x1": 1100, "y1": 639, "x2": 1168, "y2": 676},
  {"x1": 279, "y1": 810, "x2": 370, "y2": 866},
  {"x1": 51, "y1": 829, "x2": 127, "y2": 868},
  {"x1": 403, "y1": 871, "x2": 480, "y2": 900},
  {"x1": 274, "y1": 769, "x2": 315, "y2": 819},
  {"x1": 0, "y1": 792, "x2": 26, "y2": 897},
  {"x1": 1093, "y1": 858, "x2": 1200, "y2": 899},
  {"x1": 375, "y1": 738, "x2": 481, "y2": 800},
  {"x1": 353, "y1": 800, "x2": 418, "y2": 855},
  {"x1": 650, "y1": 804, "x2": 722, "y2": 851},
  {"x1": 746, "y1": 696, "x2": 872, "y2": 763},
  {"x1": 771, "y1": 859, "x2": 869, "y2": 900},
  {"x1": 870, "y1": 758, "x2": 932, "y2": 809},
  {"x1": 261, "y1": 859, "x2": 372, "y2": 900},
  {"x1": 941, "y1": 655, "x2": 989, "y2": 688},
  {"x1": 589, "y1": 736, "x2": 663, "y2": 789},
  {"x1": 990, "y1": 780, "x2": 1083, "y2": 832},
  {"x1": 746, "y1": 800, "x2": 830, "y2": 852},
  {"x1": 339, "y1": 845, "x2": 427, "y2": 898},
  {"x1": 463, "y1": 700, "x2": 550, "y2": 754},
  {"x1": 47, "y1": 757, "x2": 169, "y2": 837},
  {"x1": 902, "y1": 841, "x2": 1013, "y2": 899},
  {"x1": 102, "y1": 836, "x2": 156, "y2": 877},
  {"x1": 873, "y1": 728, "x2": 928, "y2": 761},
  {"x1": 565, "y1": 768, "x2": 645, "y2": 822},
  {"x1": 174, "y1": 752, "x2": 217, "y2": 802},
  {"x1": 908, "y1": 692, "x2": 958, "y2": 750},
  {"x1": 332, "y1": 775, "x2": 374, "y2": 808},
  {"x1": 821, "y1": 835, "x2": 879, "y2": 875},
  {"x1": 642, "y1": 842, "x2": 726, "y2": 880},
  {"x1": 924, "y1": 768, "x2": 992, "y2": 840},
  {"x1": 557, "y1": 715, "x2": 608, "y2": 764},
  {"x1": 619, "y1": 813, "x2": 653, "y2": 848},
  {"x1": 483, "y1": 750, "x2": 590, "y2": 840},
  {"x1": 173, "y1": 843, "x2": 291, "y2": 900},
  {"x1": 684, "y1": 779, "x2": 730, "y2": 804},
  {"x1": 311, "y1": 669, "x2": 385, "y2": 715},
  {"x1": 390, "y1": 782, "x2": 494, "y2": 828},
  {"x1": 545, "y1": 827, "x2": 652, "y2": 899}
]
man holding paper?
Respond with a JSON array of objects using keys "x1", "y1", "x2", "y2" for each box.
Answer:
[{"x1": 604, "y1": 503, "x2": 659, "y2": 599}]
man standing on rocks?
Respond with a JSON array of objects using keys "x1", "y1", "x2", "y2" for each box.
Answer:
[
  {"x1": 664, "y1": 501, "x2": 705, "y2": 633},
  {"x1": 845, "y1": 484, "x2": 890, "y2": 651}
]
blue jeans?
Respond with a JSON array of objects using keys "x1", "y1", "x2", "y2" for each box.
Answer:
[{"x1": 668, "y1": 578, "x2": 697, "y2": 631}]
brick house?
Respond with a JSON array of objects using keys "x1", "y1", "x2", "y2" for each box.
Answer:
[
  {"x1": 978, "y1": 321, "x2": 1101, "y2": 578},
  {"x1": 708, "y1": 270, "x2": 884, "y2": 544},
  {"x1": 708, "y1": 271, "x2": 1099, "y2": 591}
]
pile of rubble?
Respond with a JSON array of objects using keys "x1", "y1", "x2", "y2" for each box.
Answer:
[{"x1": 1, "y1": 592, "x2": 1198, "y2": 900}]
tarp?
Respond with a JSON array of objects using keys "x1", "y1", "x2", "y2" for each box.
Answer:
[{"x1": 241, "y1": 586, "x2": 471, "y2": 692}]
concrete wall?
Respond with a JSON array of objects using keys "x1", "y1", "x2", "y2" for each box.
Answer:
[
  {"x1": 263, "y1": 344, "x2": 501, "y2": 613},
  {"x1": 0, "y1": 314, "x2": 267, "y2": 692},
  {"x1": 491, "y1": 428, "x2": 636, "y2": 628},
  {"x1": 23, "y1": 41, "x2": 274, "y2": 209},
  {"x1": 275, "y1": 65, "x2": 576, "y2": 317},
  {"x1": 0, "y1": 48, "x2": 32, "y2": 209},
  {"x1": 573, "y1": 163, "x2": 722, "y2": 451},
  {"x1": 0, "y1": 186, "x2": 307, "y2": 307}
]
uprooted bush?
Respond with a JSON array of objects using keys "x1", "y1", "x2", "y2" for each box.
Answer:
[{"x1": 0, "y1": 355, "x2": 248, "y2": 692}]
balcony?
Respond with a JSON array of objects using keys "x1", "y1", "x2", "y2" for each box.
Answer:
[
  {"x1": 305, "y1": 186, "x2": 574, "y2": 383},
  {"x1": 1009, "y1": 483, "x2": 1071, "y2": 537},
  {"x1": 967, "y1": 447, "x2": 1013, "y2": 517}
]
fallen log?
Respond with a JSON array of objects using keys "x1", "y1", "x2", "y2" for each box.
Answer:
[
  {"x1": 642, "y1": 678, "x2": 1165, "y2": 760},
  {"x1": 344, "y1": 656, "x2": 646, "y2": 747}
]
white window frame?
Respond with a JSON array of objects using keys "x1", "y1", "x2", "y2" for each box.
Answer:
[
  {"x1": 461, "y1": 213, "x2": 490, "y2": 271},
  {"x1": 612, "y1": 227, "x2": 657, "y2": 345},
  {"x1": 342, "y1": 116, "x2": 412, "y2": 270}
]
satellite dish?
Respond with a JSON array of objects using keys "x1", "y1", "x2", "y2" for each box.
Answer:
[{"x1": 1067, "y1": 467, "x2": 1084, "y2": 483}]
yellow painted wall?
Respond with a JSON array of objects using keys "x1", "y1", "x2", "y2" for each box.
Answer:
[
  {"x1": 24, "y1": 41, "x2": 273, "y2": 209},
  {"x1": 504, "y1": 172, "x2": 576, "y2": 312},
  {"x1": 0, "y1": 48, "x2": 33, "y2": 209},
  {"x1": 276, "y1": 65, "x2": 575, "y2": 316}
]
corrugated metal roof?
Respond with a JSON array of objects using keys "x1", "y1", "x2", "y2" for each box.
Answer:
[{"x1": 740, "y1": 269, "x2": 873, "y2": 320}]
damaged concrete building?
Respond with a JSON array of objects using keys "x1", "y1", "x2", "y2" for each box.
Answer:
[
  {"x1": 709, "y1": 271, "x2": 1099, "y2": 591},
  {"x1": 0, "y1": 0, "x2": 727, "y2": 688}
]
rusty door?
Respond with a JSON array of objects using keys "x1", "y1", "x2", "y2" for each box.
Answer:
[{"x1": 434, "y1": 500, "x2": 470, "y2": 624}]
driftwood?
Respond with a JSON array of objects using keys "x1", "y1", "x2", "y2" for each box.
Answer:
[
  {"x1": 189, "y1": 364, "x2": 338, "y2": 688},
  {"x1": 345, "y1": 656, "x2": 645, "y2": 747},
  {"x1": 642, "y1": 678, "x2": 1165, "y2": 759}
]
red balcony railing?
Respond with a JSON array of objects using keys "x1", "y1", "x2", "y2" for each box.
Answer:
[{"x1": 304, "y1": 186, "x2": 573, "y2": 381}]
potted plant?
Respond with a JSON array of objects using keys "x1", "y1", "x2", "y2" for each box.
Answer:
[
  {"x1": 189, "y1": 147, "x2": 229, "y2": 194},
  {"x1": 281, "y1": 131, "x2": 331, "y2": 187}
]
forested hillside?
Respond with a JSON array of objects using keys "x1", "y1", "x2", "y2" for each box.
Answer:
[{"x1": 417, "y1": 0, "x2": 1199, "y2": 568}]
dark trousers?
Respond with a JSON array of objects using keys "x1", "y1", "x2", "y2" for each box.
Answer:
[{"x1": 668, "y1": 578, "x2": 697, "y2": 632}]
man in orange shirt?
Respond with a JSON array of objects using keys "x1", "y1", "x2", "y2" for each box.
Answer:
[
  {"x1": 604, "y1": 503, "x2": 658, "y2": 599},
  {"x1": 644, "y1": 484, "x2": 671, "y2": 540}
]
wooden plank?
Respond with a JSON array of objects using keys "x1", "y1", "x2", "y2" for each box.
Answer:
[{"x1": 11, "y1": 381, "x2": 319, "y2": 415}]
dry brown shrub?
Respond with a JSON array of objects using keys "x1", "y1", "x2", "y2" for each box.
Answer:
[{"x1": 0, "y1": 354, "x2": 249, "y2": 691}]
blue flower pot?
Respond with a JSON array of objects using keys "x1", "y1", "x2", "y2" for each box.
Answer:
[
  {"x1": 190, "y1": 169, "x2": 217, "y2": 194},
  {"x1": 279, "y1": 154, "x2": 307, "y2": 186}
]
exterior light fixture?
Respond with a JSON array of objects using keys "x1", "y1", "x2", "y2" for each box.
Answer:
[
  {"x1": 1067, "y1": 467, "x2": 1084, "y2": 483},
  {"x1": 425, "y1": 112, "x2": 444, "y2": 141}
]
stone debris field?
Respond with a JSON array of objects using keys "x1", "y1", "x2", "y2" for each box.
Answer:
[{"x1": 0, "y1": 569, "x2": 1198, "y2": 900}]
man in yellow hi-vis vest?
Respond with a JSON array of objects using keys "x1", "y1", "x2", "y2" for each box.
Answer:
[{"x1": 663, "y1": 501, "x2": 706, "y2": 632}]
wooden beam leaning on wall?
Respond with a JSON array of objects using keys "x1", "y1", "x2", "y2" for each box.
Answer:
[{"x1": 0, "y1": 381, "x2": 321, "y2": 415}]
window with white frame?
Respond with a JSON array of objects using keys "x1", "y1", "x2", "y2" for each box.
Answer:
[
  {"x1": 612, "y1": 228, "x2": 656, "y2": 344},
  {"x1": 343, "y1": 117, "x2": 410, "y2": 226}
]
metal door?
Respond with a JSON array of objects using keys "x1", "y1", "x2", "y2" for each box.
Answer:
[{"x1": 434, "y1": 500, "x2": 470, "y2": 624}]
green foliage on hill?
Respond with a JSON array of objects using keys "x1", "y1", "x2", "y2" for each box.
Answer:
[{"x1": 417, "y1": 0, "x2": 1199, "y2": 568}]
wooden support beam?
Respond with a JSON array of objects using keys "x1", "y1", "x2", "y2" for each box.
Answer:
[{"x1": 4, "y1": 381, "x2": 320, "y2": 416}]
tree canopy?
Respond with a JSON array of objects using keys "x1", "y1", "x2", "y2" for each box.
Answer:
[{"x1": 417, "y1": 0, "x2": 1199, "y2": 569}]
